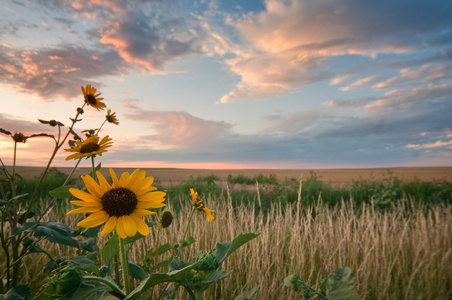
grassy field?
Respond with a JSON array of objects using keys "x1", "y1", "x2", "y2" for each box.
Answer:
[
  {"x1": 2, "y1": 166, "x2": 452, "y2": 299},
  {"x1": 10, "y1": 166, "x2": 452, "y2": 187}
]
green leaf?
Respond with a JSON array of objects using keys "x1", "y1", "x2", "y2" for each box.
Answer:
[
  {"x1": 128, "y1": 262, "x2": 147, "y2": 280},
  {"x1": 125, "y1": 262, "x2": 198, "y2": 300},
  {"x1": 14, "y1": 222, "x2": 79, "y2": 248},
  {"x1": 147, "y1": 243, "x2": 172, "y2": 257},
  {"x1": 0, "y1": 128, "x2": 12, "y2": 135},
  {"x1": 215, "y1": 233, "x2": 260, "y2": 265},
  {"x1": 71, "y1": 256, "x2": 97, "y2": 266},
  {"x1": 199, "y1": 270, "x2": 230, "y2": 284},
  {"x1": 234, "y1": 285, "x2": 260, "y2": 300},
  {"x1": 124, "y1": 232, "x2": 145, "y2": 244},
  {"x1": 49, "y1": 185, "x2": 78, "y2": 199},
  {"x1": 326, "y1": 266, "x2": 360, "y2": 300},
  {"x1": 102, "y1": 234, "x2": 119, "y2": 264},
  {"x1": 0, "y1": 285, "x2": 30, "y2": 300},
  {"x1": 38, "y1": 119, "x2": 50, "y2": 124},
  {"x1": 79, "y1": 237, "x2": 95, "y2": 252}
]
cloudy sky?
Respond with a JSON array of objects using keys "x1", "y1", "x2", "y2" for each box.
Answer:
[{"x1": 1, "y1": 0, "x2": 451, "y2": 169}]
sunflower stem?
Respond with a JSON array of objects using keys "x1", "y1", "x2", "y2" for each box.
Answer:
[
  {"x1": 91, "y1": 156, "x2": 97, "y2": 181},
  {"x1": 119, "y1": 237, "x2": 130, "y2": 294},
  {"x1": 182, "y1": 209, "x2": 196, "y2": 241}
]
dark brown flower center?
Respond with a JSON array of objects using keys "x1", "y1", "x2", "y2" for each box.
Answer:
[
  {"x1": 102, "y1": 187, "x2": 138, "y2": 217},
  {"x1": 86, "y1": 94, "x2": 97, "y2": 105},
  {"x1": 160, "y1": 211, "x2": 173, "y2": 228},
  {"x1": 80, "y1": 143, "x2": 100, "y2": 153}
]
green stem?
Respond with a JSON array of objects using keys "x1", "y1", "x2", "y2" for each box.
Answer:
[
  {"x1": 119, "y1": 238, "x2": 130, "y2": 294},
  {"x1": 182, "y1": 209, "x2": 196, "y2": 241},
  {"x1": 91, "y1": 156, "x2": 97, "y2": 181},
  {"x1": 96, "y1": 119, "x2": 107, "y2": 135},
  {"x1": 39, "y1": 158, "x2": 82, "y2": 221}
]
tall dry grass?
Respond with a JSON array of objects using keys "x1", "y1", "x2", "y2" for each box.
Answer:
[{"x1": 18, "y1": 189, "x2": 452, "y2": 299}]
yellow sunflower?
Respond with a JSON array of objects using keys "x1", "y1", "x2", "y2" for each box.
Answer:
[
  {"x1": 190, "y1": 188, "x2": 215, "y2": 222},
  {"x1": 82, "y1": 84, "x2": 106, "y2": 111},
  {"x1": 106, "y1": 109, "x2": 119, "y2": 125},
  {"x1": 68, "y1": 168, "x2": 166, "y2": 238},
  {"x1": 64, "y1": 135, "x2": 113, "y2": 160}
]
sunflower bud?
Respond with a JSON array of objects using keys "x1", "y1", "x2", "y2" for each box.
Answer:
[
  {"x1": 159, "y1": 210, "x2": 173, "y2": 229},
  {"x1": 12, "y1": 132, "x2": 27, "y2": 143},
  {"x1": 193, "y1": 250, "x2": 218, "y2": 271},
  {"x1": 51, "y1": 267, "x2": 83, "y2": 297}
]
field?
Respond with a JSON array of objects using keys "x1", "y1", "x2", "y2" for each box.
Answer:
[
  {"x1": 2, "y1": 166, "x2": 452, "y2": 299},
  {"x1": 12, "y1": 166, "x2": 452, "y2": 187}
]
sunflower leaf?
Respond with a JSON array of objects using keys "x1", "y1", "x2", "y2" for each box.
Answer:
[
  {"x1": 147, "y1": 243, "x2": 172, "y2": 257},
  {"x1": 125, "y1": 261, "x2": 199, "y2": 300},
  {"x1": 234, "y1": 285, "x2": 260, "y2": 300},
  {"x1": 215, "y1": 233, "x2": 260, "y2": 265},
  {"x1": 0, "y1": 128, "x2": 12, "y2": 135},
  {"x1": 128, "y1": 262, "x2": 147, "y2": 280},
  {"x1": 49, "y1": 185, "x2": 78, "y2": 199},
  {"x1": 102, "y1": 234, "x2": 119, "y2": 265},
  {"x1": 14, "y1": 222, "x2": 79, "y2": 248},
  {"x1": 0, "y1": 285, "x2": 31, "y2": 300}
]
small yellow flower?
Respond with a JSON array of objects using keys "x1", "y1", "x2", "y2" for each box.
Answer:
[
  {"x1": 64, "y1": 135, "x2": 113, "y2": 160},
  {"x1": 106, "y1": 109, "x2": 119, "y2": 125},
  {"x1": 82, "y1": 84, "x2": 106, "y2": 111},
  {"x1": 190, "y1": 188, "x2": 215, "y2": 222},
  {"x1": 68, "y1": 168, "x2": 166, "y2": 239}
]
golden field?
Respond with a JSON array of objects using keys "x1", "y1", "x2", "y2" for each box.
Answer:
[{"x1": 10, "y1": 166, "x2": 452, "y2": 186}]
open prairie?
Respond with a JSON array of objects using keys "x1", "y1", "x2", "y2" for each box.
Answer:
[{"x1": 10, "y1": 166, "x2": 452, "y2": 186}]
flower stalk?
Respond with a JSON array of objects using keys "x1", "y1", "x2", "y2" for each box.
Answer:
[{"x1": 119, "y1": 237, "x2": 130, "y2": 294}]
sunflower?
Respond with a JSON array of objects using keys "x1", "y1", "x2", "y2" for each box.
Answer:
[
  {"x1": 64, "y1": 135, "x2": 113, "y2": 160},
  {"x1": 82, "y1": 84, "x2": 106, "y2": 111},
  {"x1": 105, "y1": 109, "x2": 119, "y2": 125},
  {"x1": 190, "y1": 188, "x2": 215, "y2": 222},
  {"x1": 68, "y1": 168, "x2": 166, "y2": 238}
]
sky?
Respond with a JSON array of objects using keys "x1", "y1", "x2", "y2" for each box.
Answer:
[{"x1": 1, "y1": 0, "x2": 452, "y2": 170}]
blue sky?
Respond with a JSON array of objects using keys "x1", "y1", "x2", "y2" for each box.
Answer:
[{"x1": 1, "y1": 0, "x2": 451, "y2": 169}]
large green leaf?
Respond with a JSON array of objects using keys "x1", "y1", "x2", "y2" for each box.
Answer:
[
  {"x1": 124, "y1": 261, "x2": 198, "y2": 300},
  {"x1": 147, "y1": 243, "x2": 172, "y2": 257},
  {"x1": 215, "y1": 233, "x2": 260, "y2": 265},
  {"x1": 0, "y1": 285, "x2": 30, "y2": 300},
  {"x1": 101, "y1": 234, "x2": 119, "y2": 264},
  {"x1": 128, "y1": 262, "x2": 147, "y2": 280},
  {"x1": 49, "y1": 185, "x2": 78, "y2": 199},
  {"x1": 326, "y1": 266, "x2": 360, "y2": 300},
  {"x1": 14, "y1": 222, "x2": 79, "y2": 248},
  {"x1": 234, "y1": 285, "x2": 260, "y2": 300}
]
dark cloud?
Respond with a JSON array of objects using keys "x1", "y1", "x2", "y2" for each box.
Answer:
[{"x1": 0, "y1": 43, "x2": 126, "y2": 100}]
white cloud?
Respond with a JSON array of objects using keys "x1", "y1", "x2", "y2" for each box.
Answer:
[{"x1": 339, "y1": 75, "x2": 378, "y2": 91}]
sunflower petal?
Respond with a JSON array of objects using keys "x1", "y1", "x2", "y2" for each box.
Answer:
[
  {"x1": 132, "y1": 209, "x2": 156, "y2": 217},
  {"x1": 82, "y1": 175, "x2": 104, "y2": 199},
  {"x1": 70, "y1": 188, "x2": 100, "y2": 203},
  {"x1": 67, "y1": 206, "x2": 102, "y2": 215},
  {"x1": 70, "y1": 200, "x2": 102, "y2": 207},
  {"x1": 77, "y1": 211, "x2": 109, "y2": 228},
  {"x1": 96, "y1": 171, "x2": 111, "y2": 191},
  {"x1": 136, "y1": 201, "x2": 166, "y2": 209},
  {"x1": 116, "y1": 216, "x2": 127, "y2": 239},
  {"x1": 131, "y1": 215, "x2": 149, "y2": 236},
  {"x1": 139, "y1": 191, "x2": 166, "y2": 202},
  {"x1": 121, "y1": 215, "x2": 137, "y2": 237},
  {"x1": 109, "y1": 169, "x2": 119, "y2": 188},
  {"x1": 100, "y1": 216, "x2": 117, "y2": 236}
]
